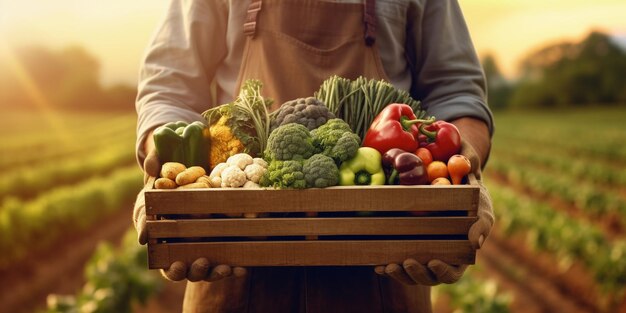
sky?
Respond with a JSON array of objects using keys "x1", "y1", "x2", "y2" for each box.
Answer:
[{"x1": 1, "y1": 0, "x2": 625, "y2": 86}]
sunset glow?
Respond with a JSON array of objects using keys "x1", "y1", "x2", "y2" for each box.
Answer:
[{"x1": 1, "y1": 0, "x2": 625, "y2": 84}]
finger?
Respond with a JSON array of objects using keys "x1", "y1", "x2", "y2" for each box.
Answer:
[
  {"x1": 188, "y1": 258, "x2": 211, "y2": 282},
  {"x1": 205, "y1": 264, "x2": 232, "y2": 282},
  {"x1": 403, "y1": 259, "x2": 437, "y2": 286},
  {"x1": 144, "y1": 149, "x2": 161, "y2": 179},
  {"x1": 232, "y1": 267, "x2": 248, "y2": 278},
  {"x1": 137, "y1": 213, "x2": 148, "y2": 245},
  {"x1": 162, "y1": 261, "x2": 188, "y2": 281},
  {"x1": 427, "y1": 260, "x2": 467, "y2": 284},
  {"x1": 385, "y1": 263, "x2": 416, "y2": 285},
  {"x1": 374, "y1": 265, "x2": 387, "y2": 276}
]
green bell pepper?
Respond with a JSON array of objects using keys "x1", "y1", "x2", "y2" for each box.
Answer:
[
  {"x1": 153, "y1": 121, "x2": 209, "y2": 169},
  {"x1": 339, "y1": 147, "x2": 386, "y2": 186}
]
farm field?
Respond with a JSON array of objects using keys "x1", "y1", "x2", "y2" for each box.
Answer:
[{"x1": 1, "y1": 107, "x2": 626, "y2": 312}]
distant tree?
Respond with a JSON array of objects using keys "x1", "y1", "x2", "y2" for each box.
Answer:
[
  {"x1": 481, "y1": 54, "x2": 512, "y2": 110},
  {"x1": 510, "y1": 31, "x2": 626, "y2": 108},
  {"x1": 55, "y1": 46, "x2": 105, "y2": 110},
  {"x1": 0, "y1": 45, "x2": 134, "y2": 111}
]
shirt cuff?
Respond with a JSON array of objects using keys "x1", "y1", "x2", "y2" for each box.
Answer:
[{"x1": 424, "y1": 96, "x2": 494, "y2": 136}]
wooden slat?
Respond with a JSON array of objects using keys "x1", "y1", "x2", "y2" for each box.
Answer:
[
  {"x1": 147, "y1": 216, "x2": 477, "y2": 238},
  {"x1": 145, "y1": 184, "x2": 479, "y2": 215},
  {"x1": 147, "y1": 240, "x2": 475, "y2": 268}
]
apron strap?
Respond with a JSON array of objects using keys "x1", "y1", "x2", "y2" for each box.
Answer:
[
  {"x1": 364, "y1": 0, "x2": 377, "y2": 46},
  {"x1": 244, "y1": 0, "x2": 377, "y2": 45},
  {"x1": 243, "y1": 0, "x2": 262, "y2": 37}
]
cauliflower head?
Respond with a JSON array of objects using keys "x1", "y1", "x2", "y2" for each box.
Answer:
[
  {"x1": 220, "y1": 165, "x2": 247, "y2": 188},
  {"x1": 264, "y1": 123, "x2": 316, "y2": 161},
  {"x1": 260, "y1": 159, "x2": 306, "y2": 189},
  {"x1": 311, "y1": 118, "x2": 360, "y2": 163},
  {"x1": 271, "y1": 97, "x2": 335, "y2": 131},
  {"x1": 303, "y1": 154, "x2": 339, "y2": 188}
]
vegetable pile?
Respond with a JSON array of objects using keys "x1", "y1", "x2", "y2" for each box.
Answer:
[{"x1": 152, "y1": 77, "x2": 473, "y2": 190}]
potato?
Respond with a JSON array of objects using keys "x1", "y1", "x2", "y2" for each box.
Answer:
[
  {"x1": 177, "y1": 182, "x2": 210, "y2": 189},
  {"x1": 195, "y1": 175, "x2": 212, "y2": 186},
  {"x1": 161, "y1": 162, "x2": 186, "y2": 180},
  {"x1": 176, "y1": 166, "x2": 207, "y2": 186},
  {"x1": 155, "y1": 177, "x2": 177, "y2": 189}
]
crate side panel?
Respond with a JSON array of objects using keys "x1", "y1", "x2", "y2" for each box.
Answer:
[
  {"x1": 147, "y1": 217, "x2": 477, "y2": 238},
  {"x1": 147, "y1": 240, "x2": 475, "y2": 268},
  {"x1": 145, "y1": 186, "x2": 478, "y2": 215}
]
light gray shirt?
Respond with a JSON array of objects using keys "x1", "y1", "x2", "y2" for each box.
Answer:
[{"x1": 136, "y1": 0, "x2": 493, "y2": 164}]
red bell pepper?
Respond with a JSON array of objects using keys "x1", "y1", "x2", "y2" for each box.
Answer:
[
  {"x1": 419, "y1": 121, "x2": 461, "y2": 162},
  {"x1": 363, "y1": 103, "x2": 434, "y2": 155}
]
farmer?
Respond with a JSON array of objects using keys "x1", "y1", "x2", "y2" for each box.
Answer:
[{"x1": 134, "y1": 0, "x2": 494, "y2": 312}]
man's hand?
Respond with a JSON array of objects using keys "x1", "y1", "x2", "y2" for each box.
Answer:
[
  {"x1": 133, "y1": 148, "x2": 247, "y2": 282},
  {"x1": 375, "y1": 119, "x2": 494, "y2": 286},
  {"x1": 375, "y1": 259, "x2": 467, "y2": 286},
  {"x1": 161, "y1": 259, "x2": 247, "y2": 282}
]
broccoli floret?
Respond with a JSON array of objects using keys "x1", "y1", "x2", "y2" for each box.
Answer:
[
  {"x1": 311, "y1": 119, "x2": 360, "y2": 163},
  {"x1": 260, "y1": 159, "x2": 306, "y2": 189},
  {"x1": 303, "y1": 154, "x2": 339, "y2": 188},
  {"x1": 271, "y1": 97, "x2": 335, "y2": 131},
  {"x1": 265, "y1": 123, "x2": 316, "y2": 161}
]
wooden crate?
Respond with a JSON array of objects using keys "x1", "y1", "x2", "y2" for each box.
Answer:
[{"x1": 145, "y1": 175, "x2": 479, "y2": 269}]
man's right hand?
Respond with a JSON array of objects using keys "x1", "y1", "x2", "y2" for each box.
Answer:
[{"x1": 133, "y1": 149, "x2": 247, "y2": 282}]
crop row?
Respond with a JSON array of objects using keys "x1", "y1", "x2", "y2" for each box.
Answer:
[
  {"x1": 488, "y1": 181, "x2": 626, "y2": 295},
  {"x1": 1, "y1": 111, "x2": 129, "y2": 139},
  {"x1": 44, "y1": 228, "x2": 511, "y2": 313},
  {"x1": 434, "y1": 266, "x2": 511, "y2": 313},
  {"x1": 488, "y1": 156, "x2": 626, "y2": 225},
  {"x1": 490, "y1": 143, "x2": 626, "y2": 189},
  {"x1": 492, "y1": 116, "x2": 626, "y2": 165},
  {"x1": 0, "y1": 166, "x2": 142, "y2": 268},
  {"x1": 0, "y1": 113, "x2": 136, "y2": 151},
  {"x1": 0, "y1": 129, "x2": 136, "y2": 171},
  {"x1": 0, "y1": 142, "x2": 136, "y2": 201},
  {"x1": 44, "y1": 228, "x2": 162, "y2": 313}
]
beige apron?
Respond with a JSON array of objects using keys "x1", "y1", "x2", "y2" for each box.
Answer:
[{"x1": 183, "y1": 0, "x2": 432, "y2": 312}]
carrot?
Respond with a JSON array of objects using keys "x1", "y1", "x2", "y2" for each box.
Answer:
[{"x1": 447, "y1": 154, "x2": 471, "y2": 185}]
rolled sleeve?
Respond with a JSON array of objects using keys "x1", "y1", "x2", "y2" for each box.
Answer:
[
  {"x1": 135, "y1": 0, "x2": 228, "y2": 166},
  {"x1": 412, "y1": 0, "x2": 494, "y2": 134}
]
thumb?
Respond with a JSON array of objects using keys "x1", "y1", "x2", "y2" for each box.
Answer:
[
  {"x1": 144, "y1": 149, "x2": 161, "y2": 180},
  {"x1": 427, "y1": 260, "x2": 467, "y2": 284},
  {"x1": 161, "y1": 261, "x2": 188, "y2": 281}
]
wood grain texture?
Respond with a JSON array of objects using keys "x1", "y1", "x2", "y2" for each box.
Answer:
[
  {"x1": 148, "y1": 240, "x2": 475, "y2": 269},
  {"x1": 145, "y1": 176, "x2": 479, "y2": 268},
  {"x1": 147, "y1": 216, "x2": 477, "y2": 238},
  {"x1": 145, "y1": 184, "x2": 479, "y2": 215}
]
